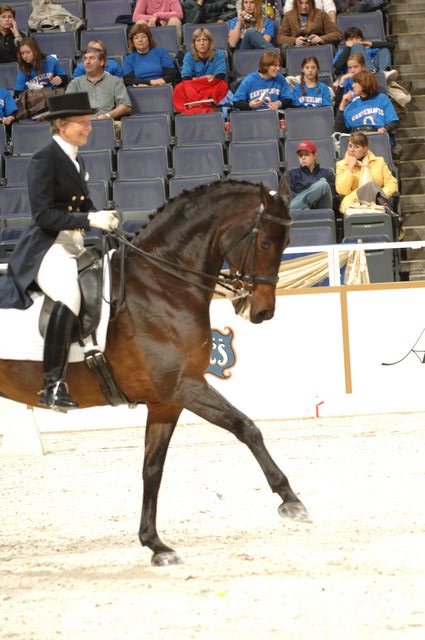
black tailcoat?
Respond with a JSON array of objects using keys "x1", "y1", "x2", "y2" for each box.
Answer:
[{"x1": 0, "y1": 139, "x2": 94, "y2": 309}]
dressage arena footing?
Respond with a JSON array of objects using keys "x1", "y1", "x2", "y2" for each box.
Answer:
[{"x1": 1, "y1": 410, "x2": 425, "y2": 639}]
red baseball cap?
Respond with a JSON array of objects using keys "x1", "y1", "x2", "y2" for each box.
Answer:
[{"x1": 296, "y1": 140, "x2": 317, "y2": 154}]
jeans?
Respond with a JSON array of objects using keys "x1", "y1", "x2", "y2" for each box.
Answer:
[
  {"x1": 351, "y1": 43, "x2": 392, "y2": 72},
  {"x1": 290, "y1": 179, "x2": 333, "y2": 211},
  {"x1": 240, "y1": 28, "x2": 275, "y2": 50}
]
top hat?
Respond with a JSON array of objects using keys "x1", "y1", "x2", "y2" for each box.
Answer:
[
  {"x1": 42, "y1": 92, "x2": 97, "y2": 120},
  {"x1": 295, "y1": 140, "x2": 317, "y2": 154}
]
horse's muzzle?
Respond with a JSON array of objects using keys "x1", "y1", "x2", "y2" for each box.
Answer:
[{"x1": 251, "y1": 307, "x2": 274, "y2": 324}]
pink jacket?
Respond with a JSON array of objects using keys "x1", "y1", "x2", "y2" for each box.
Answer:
[{"x1": 132, "y1": 0, "x2": 183, "y2": 22}]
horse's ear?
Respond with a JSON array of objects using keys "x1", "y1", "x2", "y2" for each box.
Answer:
[
  {"x1": 278, "y1": 175, "x2": 291, "y2": 209},
  {"x1": 259, "y1": 182, "x2": 278, "y2": 208}
]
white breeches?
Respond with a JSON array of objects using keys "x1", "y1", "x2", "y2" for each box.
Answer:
[{"x1": 35, "y1": 231, "x2": 85, "y2": 316}]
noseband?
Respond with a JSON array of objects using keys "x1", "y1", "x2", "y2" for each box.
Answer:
[{"x1": 222, "y1": 203, "x2": 292, "y2": 290}]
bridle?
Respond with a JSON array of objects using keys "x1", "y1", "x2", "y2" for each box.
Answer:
[{"x1": 106, "y1": 200, "x2": 292, "y2": 311}]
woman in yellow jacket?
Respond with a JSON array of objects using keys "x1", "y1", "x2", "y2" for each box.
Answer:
[{"x1": 336, "y1": 131, "x2": 398, "y2": 214}]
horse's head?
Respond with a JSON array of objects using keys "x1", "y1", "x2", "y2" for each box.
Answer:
[{"x1": 226, "y1": 180, "x2": 291, "y2": 324}]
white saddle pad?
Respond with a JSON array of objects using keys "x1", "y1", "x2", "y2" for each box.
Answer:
[{"x1": 0, "y1": 255, "x2": 112, "y2": 363}]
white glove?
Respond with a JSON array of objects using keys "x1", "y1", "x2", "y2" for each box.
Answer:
[{"x1": 88, "y1": 210, "x2": 119, "y2": 232}]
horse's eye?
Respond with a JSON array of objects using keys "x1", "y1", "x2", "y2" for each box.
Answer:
[{"x1": 260, "y1": 239, "x2": 272, "y2": 251}]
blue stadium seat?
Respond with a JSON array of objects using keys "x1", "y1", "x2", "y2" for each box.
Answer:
[
  {"x1": 284, "y1": 106, "x2": 334, "y2": 141},
  {"x1": 342, "y1": 234, "x2": 394, "y2": 282},
  {"x1": 80, "y1": 26, "x2": 128, "y2": 57},
  {"x1": 337, "y1": 11, "x2": 386, "y2": 40},
  {"x1": 232, "y1": 48, "x2": 281, "y2": 79},
  {"x1": 121, "y1": 114, "x2": 172, "y2": 149},
  {"x1": 79, "y1": 149, "x2": 114, "y2": 183},
  {"x1": 87, "y1": 180, "x2": 109, "y2": 210},
  {"x1": 150, "y1": 26, "x2": 180, "y2": 55},
  {"x1": 229, "y1": 109, "x2": 280, "y2": 142},
  {"x1": 82, "y1": 118, "x2": 116, "y2": 150},
  {"x1": 13, "y1": 2, "x2": 30, "y2": 34},
  {"x1": 291, "y1": 209, "x2": 335, "y2": 223},
  {"x1": 0, "y1": 124, "x2": 7, "y2": 155},
  {"x1": 61, "y1": 0, "x2": 84, "y2": 17},
  {"x1": 169, "y1": 174, "x2": 221, "y2": 198},
  {"x1": 85, "y1": 0, "x2": 132, "y2": 28},
  {"x1": 0, "y1": 62, "x2": 18, "y2": 92},
  {"x1": 173, "y1": 143, "x2": 225, "y2": 177},
  {"x1": 116, "y1": 147, "x2": 169, "y2": 180},
  {"x1": 0, "y1": 186, "x2": 32, "y2": 227},
  {"x1": 33, "y1": 31, "x2": 78, "y2": 60},
  {"x1": 4, "y1": 155, "x2": 31, "y2": 185},
  {"x1": 174, "y1": 112, "x2": 225, "y2": 145},
  {"x1": 285, "y1": 45, "x2": 334, "y2": 77},
  {"x1": 229, "y1": 140, "x2": 281, "y2": 173},
  {"x1": 127, "y1": 85, "x2": 174, "y2": 115},
  {"x1": 284, "y1": 137, "x2": 336, "y2": 172},
  {"x1": 228, "y1": 170, "x2": 279, "y2": 191},
  {"x1": 58, "y1": 57, "x2": 73, "y2": 79},
  {"x1": 289, "y1": 224, "x2": 336, "y2": 247},
  {"x1": 183, "y1": 23, "x2": 229, "y2": 51},
  {"x1": 11, "y1": 122, "x2": 51, "y2": 155},
  {"x1": 113, "y1": 178, "x2": 167, "y2": 214},
  {"x1": 343, "y1": 211, "x2": 394, "y2": 240}
]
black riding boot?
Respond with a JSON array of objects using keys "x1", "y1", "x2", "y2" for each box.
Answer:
[{"x1": 38, "y1": 301, "x2": 79, "y2": 411}]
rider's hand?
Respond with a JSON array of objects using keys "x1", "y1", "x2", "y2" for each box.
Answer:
[{"x1": 88, "y1": 210, "x2": 119, "y2": 232}]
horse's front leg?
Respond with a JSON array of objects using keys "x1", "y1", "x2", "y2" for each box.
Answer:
[
  {"x1": 182, "y1": 379, "x2": 310, "y2": 521},
  {"x1": 139, "y1": 403, "x2": 183, "y2": 566}
]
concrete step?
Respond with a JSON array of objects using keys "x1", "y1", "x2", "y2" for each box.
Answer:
[
  {"x1": 390, "y1": 14, "x2": 425, "y2": 34},
  {"x1": 400, "y1": 194, "x2": 425, "y2": 213},
  {"x1": 399, "y1": 262, "x2": 425, "y2": 279},
  {"x1": 399, "y1": 110, "x2": 425, "y2": 126},
  {"x1": 389, "y1": 4, "x2": 425, "y2": 15},
  {"x1": 393, "y1": 49, "x2": 424, "y2": 65},
  {"x1": 402, "y1": 245, "x2": 425, "y2": 261},
  {"x1": 397, "y1": 125, "x2": 425, "y2": 140},
  {"x1": 397, "y1": 64, "x2": 423, "y2": 75},
  {"x1": 400, "y1": 176, "x2": 425, "y2": 195},
  {"x1": 392, "y1": 34, "x2": 425, "y2": 50},
  {"x1": 398, "y1": 140, "x2": 425, "y2": 161},
  {"x1": 402, "y1": 211, "x2": 425, "y2": 228},
  {"x1": 405, "y1": 96, "x2": 425, "y2": 112},
  {"x1": 398, "y1": 159, "x2": 425, "y2": 178}
]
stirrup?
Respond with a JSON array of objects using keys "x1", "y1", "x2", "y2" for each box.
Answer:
[{"x1": 38, "y1": 380, "x2": 79, "y2": 412}]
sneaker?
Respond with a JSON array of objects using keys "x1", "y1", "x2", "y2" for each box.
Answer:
[{"x1": 384, "y1": 69, "x2": 398, "y2": 83}]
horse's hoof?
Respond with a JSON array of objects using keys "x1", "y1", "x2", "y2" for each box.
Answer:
[
  {"x1": 151, "y1": 551, "x2": 183, "y2": 566},
  {"x1": 278, "y1": 501, "x2": 312, "y2": 523}
]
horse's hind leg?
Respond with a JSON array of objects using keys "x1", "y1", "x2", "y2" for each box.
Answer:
[
  {"x1": 139, "y1": 403, "x2": 183, "y2": 566},
  {"x1": 182, "y1": 381, "x2": 310, "y2": 521}
]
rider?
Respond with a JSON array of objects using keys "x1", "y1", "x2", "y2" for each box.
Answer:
[{"x1": 0, "y1": 92, "x2": 119, "y2": 410}]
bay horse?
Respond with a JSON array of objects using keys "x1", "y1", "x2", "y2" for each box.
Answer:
[{"x1": 0, "y1": 180, "x2": 309, "y2": 565}]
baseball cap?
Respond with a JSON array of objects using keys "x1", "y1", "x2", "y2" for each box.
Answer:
[{"x1": 296, "y1": 140, "x2": 317, "y2": 154}]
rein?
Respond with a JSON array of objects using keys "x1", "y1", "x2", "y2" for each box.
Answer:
[{"x1": 107, "y1": 202, "x2": 291, "y2": 311}]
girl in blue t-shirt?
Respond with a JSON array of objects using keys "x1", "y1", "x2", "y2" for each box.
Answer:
[
  {"x1": 0, "y1": 87, "x2": 17, "y2": 125},
  {"x1": 228, "y1": 0, "x2": 276, "y2": 50},
  {"x1": 292, "y1": 56, "x2": 332, "y2": 108},
  {"x1": 232, "y1": 50, "x2": 292, "y2": 111},
  {"x1": 14, "y1": 36, "x2": 68, "y2": 95}
]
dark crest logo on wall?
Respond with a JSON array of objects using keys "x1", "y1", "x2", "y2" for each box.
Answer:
[
  {"x1": 382, "y1": 326, "x2": 425, "y2": 367},
  {"x1": 207, "y1": 327, "x2": 236, "y2": 379}
]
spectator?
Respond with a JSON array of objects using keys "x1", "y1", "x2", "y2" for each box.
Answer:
[
  {"x1": 0, "y1": 4, "x2": 23, "y2": 63},
  {"x1": 228, "y1": 0, "x2": 276, "y2": 50},
  {"x1": 72, "y1": 40, "x2": 123, "y2": 79},
  {"x1": 14, "y1": 36, "x2": 68, "y2": 96},
  {"x1": 277, "y1": 0, "x2": 341, "y2": 52},
  {"x1": 182, "y1": 0, "x2": 237, "y2": 24},
  {"x1": 291, "y1": 56, "x2": 333, "y2": 108},
  {"x1": 287, "y1": 139, "x2": 335, "y2": 211},
  {"x1": 232, "y1": 50, "x2": 292, "y2": 110},
  {"x1": 284, "y1": 0, "x2": 336, "y2": 23},
  {"x1": 0, "y1": 84, "x2": 17, "y2": 124},
  {"x1": 335, "y1": 69, "x2": 399, "y2": 136},
  {"x1": 173, "y1": 27, "x2": 228, "y2": 113},
  {"x1": 123, "y1": 23, "x2": 177, "y2": 87},
  {"x1": 333, "y1": 50, "x2": 366, "y2": 109},
  {"x1": 335, "y1": 131, "x2": 398, "y2": 214},
  {"x1": 132, "y1": 0, "x2": 183, "y2": 44},
  {"x1": 66, "y1": 48, "x2": 132, "y2": 123},
  {"x1": 333, "y1": 27, "x2": 394, "y2": 75}
]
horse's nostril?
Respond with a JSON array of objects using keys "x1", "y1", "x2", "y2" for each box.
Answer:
[{"x1": 253, "y1": 308, "x2": 274, "y2": 324}]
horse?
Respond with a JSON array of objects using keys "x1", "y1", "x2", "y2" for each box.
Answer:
[{"x1": 0, "y1": 180, "x2": 310, "y2": 565}]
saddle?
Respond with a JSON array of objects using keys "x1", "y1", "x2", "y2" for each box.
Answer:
[{"x1": 38, "y1": 248, "x2": 129, "y2": 407}]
